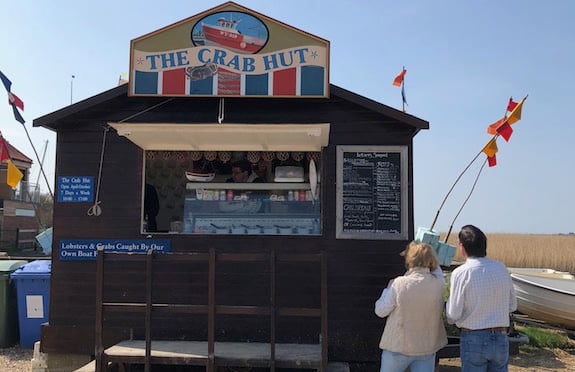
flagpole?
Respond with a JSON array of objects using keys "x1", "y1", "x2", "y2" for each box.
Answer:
[
  {"x1": 443, "y1": 157, "x2": 488, "y2": 242},
  {"x1": 429, "y1": 151, "x2": 482, "y2": 230},
  {"x1": 430, "y1": 94, "x2": 514, "y2": 230},
  {"x1": 429, "y1": 133, "x2": 499, "y2": 230},
  {"x1": 430, "y1": 95, "x2": 526, "y2": 232},
  {"x1": 401, "y1": 65, "x2": 406, "y2": 113},
  {"x1": 70, "y1": 75, "x2": 75, "y2": 105},
  {"x1": 22, "y1": 124, "x2": 54, "y2": 199},
  {"x1": 393, "y1": 66, "x2": 407, "y2": 112},
  {"x1": 1, "y1": 70, "x2": 53, "y2": 198},
  {"x1": 402, "y1": 81, "x2": 405, "y2": 113},
  {"x1": 1, "y1": 137, "x2": 46, "y2": 227}
]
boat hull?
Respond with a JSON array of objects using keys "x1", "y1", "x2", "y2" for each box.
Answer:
[{"x1": 509, "y1": 268, "x2": 575, "y2": 329}]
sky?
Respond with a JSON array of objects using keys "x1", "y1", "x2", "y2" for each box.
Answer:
[{"x1": 1, "y1": 0, "x2": 574, "y2": 234}]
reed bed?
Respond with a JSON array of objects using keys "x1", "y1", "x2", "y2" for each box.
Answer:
[{"x1": 440, "y1": 233, "x2": 575, "y2": 275}]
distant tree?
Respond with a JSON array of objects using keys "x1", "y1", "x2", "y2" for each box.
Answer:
[{"x1": 37, "y1": 192, "x2": 53, "y2": 228}]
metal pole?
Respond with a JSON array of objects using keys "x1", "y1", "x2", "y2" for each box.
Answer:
[
  {"x1": 70, "y1": 75, "x2": 75, "y2": 104},
  {"x1": 21, "y1": 124, "x2": 54, "y2": 199}
]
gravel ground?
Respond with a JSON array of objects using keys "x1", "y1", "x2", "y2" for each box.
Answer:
[
  {"x1": 438, "y1": 347, "x2": 575, "y2": 371},
  {"x1": 0, "y1": 346, "x2": 33, "y2": 372},
  {"x1": 2, "y1": 344, "x2": 575, "y2": 371}
]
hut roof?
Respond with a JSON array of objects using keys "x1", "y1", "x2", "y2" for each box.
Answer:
[{"x1": 33, "y1": 83, "x2": 429, "y2": 134}]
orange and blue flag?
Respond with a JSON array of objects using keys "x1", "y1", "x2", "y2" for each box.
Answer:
[
  {"x1": 393, "y1": 68, "x2": 406, "y2": 87},
  {"x1": 401, "y1": 83, "x2": 408, "y2": 107},
  {"x1": 393, "y1": 67, "x2": 408, "y2": 112}
]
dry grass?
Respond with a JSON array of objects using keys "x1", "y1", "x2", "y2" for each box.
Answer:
[{"x1": 441, "y1": 233, "x2": 575, "y2": 275}]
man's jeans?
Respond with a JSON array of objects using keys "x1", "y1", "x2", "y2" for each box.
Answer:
[{"x1": 460, "y1": 330, "x2": 509, "y2": 372}]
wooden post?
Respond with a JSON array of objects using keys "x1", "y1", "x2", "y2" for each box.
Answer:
[
  {"x1": 270, "y1": 249, "x2": 276, "y2": 371},
  {"x1": 320, "y1": 251, "x2": 328, "y2": 372},
  {"x1": 208, "y1": 248, "x2": 215, "y2": 372},
  {"x1": 95, "y1": 247, "x2": 105, "y2": 372},
  {"x1": 145, "y1": 250, "x2": 153, "y2": 372},
  {"x1": 15, "y1": 228, "x2": 21, "y2": 249}
]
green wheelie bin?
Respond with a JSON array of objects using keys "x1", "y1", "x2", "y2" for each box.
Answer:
[{"x1": 0, "y1": 260, "x2": 28, "y2": 348}]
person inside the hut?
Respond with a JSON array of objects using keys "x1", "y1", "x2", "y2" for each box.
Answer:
[
  {"x1": 144, "y1": 183, "x2": 159, "y2": 232},
  {"x1": 375, "y1": 242, "x2": 447, "y2": 372},
  {"x1": 446, "y1": 224, "x2": 516, "y2": 371},
  {"x1": 226, "y1": 159, "x2": 264, "y2": 183}
]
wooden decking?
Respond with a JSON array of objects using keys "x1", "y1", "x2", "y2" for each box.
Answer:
[
  {"x1": 94, "y1": 248, "x2": 328, "y2": 371},
  {"x1": 105, "y1": 340, "x2": 320, "y2": 368}
]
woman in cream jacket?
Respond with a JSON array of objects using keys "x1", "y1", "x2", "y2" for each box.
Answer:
[{"x1": 375, "y1": 242, "x2": 447, "y2": 372}]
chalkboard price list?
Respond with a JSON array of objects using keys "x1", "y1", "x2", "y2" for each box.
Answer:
[{"x1": 342, "y1": 152, "x2": 401, "y2": 234}]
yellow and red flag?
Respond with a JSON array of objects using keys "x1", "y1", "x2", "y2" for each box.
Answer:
[
  {"x1": 482, "y1": 137, "x2": 498, "y2": 167},
  {"x1": 496, "y1": 121, "x2": 513, "y2": 142},
  {"x1": 487, "y1": 95, "x2": 527, "y2": 137},
  {"x1": 507, "y1": 97, "x2": 518, "y2": 113},
  {"x1": 487, "y1": 117, "x2": 506, "y2": 135},
  {"x1": 507, "y1": 96, "x2": 527, "y2": 125},
  {"x1": 482, "y1": 137, "x2": 498, "y2": 158},
  {"x1": 487, "y1": 155, "x2": 497, "y2": 167}
]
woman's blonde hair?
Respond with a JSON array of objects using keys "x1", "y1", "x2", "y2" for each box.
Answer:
[{"x1": 404, "y1": 241, "x2": 439, "y2": 271}]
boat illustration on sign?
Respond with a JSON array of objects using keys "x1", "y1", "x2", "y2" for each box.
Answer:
[
  {"x1": 191, "y1": 11, "x2": 269, "y2": 54},
  {"x1": 191, "y1": 31, "x2": 205, "y2": 45}
]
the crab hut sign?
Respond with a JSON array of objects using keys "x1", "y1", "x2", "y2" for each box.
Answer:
[{"x1": 129, "y1": 2, "x2": 329, "y2": 98}]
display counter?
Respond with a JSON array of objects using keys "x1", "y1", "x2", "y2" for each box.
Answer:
[{"x1": 183, "y1": 182, "x2": 320, "y2": 235}]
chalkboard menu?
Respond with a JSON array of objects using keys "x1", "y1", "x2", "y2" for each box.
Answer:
[{"x1": 336, "y1": 146, "x2": 408, "y2": 240}]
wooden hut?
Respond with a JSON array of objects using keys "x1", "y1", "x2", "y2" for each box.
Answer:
[{"x1": 33, "y1": 2, "x2": 429, "y2": 371}]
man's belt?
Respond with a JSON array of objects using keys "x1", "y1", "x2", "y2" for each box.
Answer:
[{"x1": 461, "y1": 327, "x2": 507, "y2": 333}]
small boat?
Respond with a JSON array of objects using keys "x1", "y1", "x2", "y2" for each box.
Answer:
[
  {"x1": 191, "y1": 31, "x2": 205, "y2": 45},
  {"x1": 508, "y1": 268, "x2": 575, "y2": 329},
  {"x1": 185, "y1": 171, "x2": 215, "y2": 182},
  {"x1": 202, "y1": 17, "x2": 266, "y2": 54}
]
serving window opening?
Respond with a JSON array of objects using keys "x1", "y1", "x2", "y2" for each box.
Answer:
[{"x1": 142, "y1": 150, "x2": 322, "y2": 236}]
